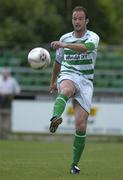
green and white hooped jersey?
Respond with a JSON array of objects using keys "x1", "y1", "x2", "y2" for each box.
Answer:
[{"x1": 56, "y1": 30, "x2": 100, "y2": 80}]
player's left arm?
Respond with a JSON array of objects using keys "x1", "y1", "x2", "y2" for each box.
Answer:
[
  {"x1": 51, "y1": 34, "x2": 100, "y2": 53},
  {"x1": 51, "y1": 41, "x2": 87, "y2": 53}
]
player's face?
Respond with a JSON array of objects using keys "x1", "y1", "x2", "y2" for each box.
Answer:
[{"x1": 72, "y1": 11, "x2": 88, "y2": 32}]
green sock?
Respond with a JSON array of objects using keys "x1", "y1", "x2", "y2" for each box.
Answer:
[
  {"x1": 72, "y1": 130, "x2": 86, "y2": 166},
  {"x1": 53, "y1": 93, "x2": 69, "y2": 117}
]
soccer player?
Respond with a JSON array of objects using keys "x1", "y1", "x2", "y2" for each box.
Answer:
[{"x1": 49, "y1": 6, "x2": 100, "y2": 174}]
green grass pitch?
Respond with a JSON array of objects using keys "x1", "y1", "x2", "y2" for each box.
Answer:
[{"x1": 0, "y1": 139, "x2": 123, "y2": 180}]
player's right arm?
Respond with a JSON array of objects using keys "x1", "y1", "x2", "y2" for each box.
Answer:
[
  {"x1": 50, "y1": 61, "x2": 61, "y2": 93},
  {"x1": 50, "y1": 38, "x2": 64, "y2": 93}
]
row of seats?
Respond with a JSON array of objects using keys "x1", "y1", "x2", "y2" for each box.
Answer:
[
  {"x1": 10, "y1": 67, "x2": 52, "y2": 91},
  {"x1": 96, "y1": 60, "x2": 123, "y2": 70},
  {"x1": 94, "y1": 75, "x2": 123, "y2": 88},
  {"x1": 0, "y1": 48, "x2": 123, "y2": 91},
  {"x1": 0, "y1": 49, "x2": 55, "y2": 67}
]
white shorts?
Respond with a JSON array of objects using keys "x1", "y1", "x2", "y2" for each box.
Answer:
[{"x1": 57, "y1": 73, "x2": 93, "y2": 113}]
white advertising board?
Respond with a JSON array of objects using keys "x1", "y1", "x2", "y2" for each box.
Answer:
[{"x1": 12, "y1": 100, "x2": 123, "y2": 135}]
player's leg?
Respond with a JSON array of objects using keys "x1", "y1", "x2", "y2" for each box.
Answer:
[
  {"x1": 49, "y1": 79, "x2": 75, "y2": 133},
  {"x1": 70, "y1": 101, "x2": 89, "y2": 174}
]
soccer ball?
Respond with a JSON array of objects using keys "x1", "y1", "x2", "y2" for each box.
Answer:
[{"x1": 28, "y1": 47, "x2": 51, "y2": 69}]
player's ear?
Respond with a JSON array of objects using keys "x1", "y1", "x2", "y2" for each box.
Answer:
[{"x1": 86, "y1": 18, "x2": 89, "y2": 25}]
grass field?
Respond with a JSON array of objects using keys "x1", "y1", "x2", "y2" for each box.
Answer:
[{"x1": 0, "y1": 139, "x2": 123, "y2": 180}]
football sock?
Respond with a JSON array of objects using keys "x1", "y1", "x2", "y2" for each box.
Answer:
[
  {"x1": 72, "y1": 130, "x2": 86, "y2": 166},
  {"x1": 53, "y1": 93, "x2": 69, "y2": 117}
]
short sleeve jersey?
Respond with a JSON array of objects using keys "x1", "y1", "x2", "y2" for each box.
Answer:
[{"x1": 56, "y1": 30, "x2": 100, "y2": 80}]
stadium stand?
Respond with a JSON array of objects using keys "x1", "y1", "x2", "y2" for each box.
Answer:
[{"x1": 0, "y1": 46, "x2": 123, "y2": 95}]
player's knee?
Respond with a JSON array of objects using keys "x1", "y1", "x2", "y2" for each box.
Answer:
[{"x1": 61, "y1": 87, "x2": 74, "y2": 97}]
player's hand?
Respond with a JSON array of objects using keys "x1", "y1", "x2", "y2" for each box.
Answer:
[
  {"x1": 51, "y1": 41, "x2": 66, "y2": 50},
  {"x1": 49, "y1": 83, "x2": 57, "y2": 94}
]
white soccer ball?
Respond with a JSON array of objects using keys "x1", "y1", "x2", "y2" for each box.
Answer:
[{"x1": 28, "y1": 47, "x2": 51, "y2": 69}]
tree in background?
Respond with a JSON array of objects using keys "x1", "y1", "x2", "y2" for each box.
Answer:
[
  {"x1": 0, "y1": 0, "x2": 123, "y2": 47},
  {"x1": 0, "y1": 0, "x2": 64, "y2": 47}
]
